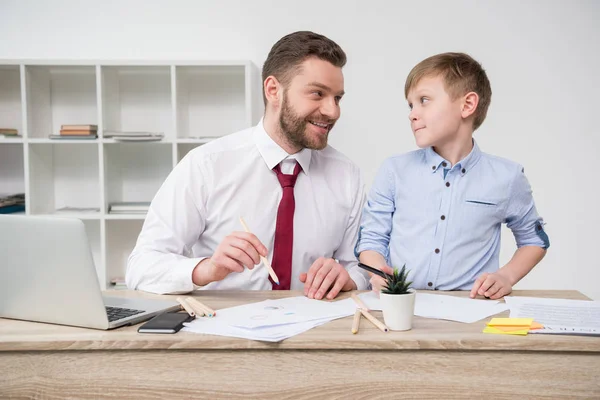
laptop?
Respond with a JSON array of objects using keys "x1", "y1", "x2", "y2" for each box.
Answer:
[{"x1": 0, "y1": 214, "x2": 180, "y2": 330}]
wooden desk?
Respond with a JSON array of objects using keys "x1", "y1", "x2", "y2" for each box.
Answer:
[{"x1": 1, "y1": 290, "x2": 599, "y2": 399}]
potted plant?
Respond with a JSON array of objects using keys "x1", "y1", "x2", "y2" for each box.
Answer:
[{"x1": 379, "y1": 265, "x2": 416, "y2": 331}]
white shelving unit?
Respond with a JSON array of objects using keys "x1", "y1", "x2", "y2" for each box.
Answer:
[{"x1": 0, "y1": 60, "x2": 258, "y2": 289}]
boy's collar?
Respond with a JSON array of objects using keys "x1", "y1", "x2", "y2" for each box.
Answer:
[{"x1": 425, "y1": 140, "x2": 482, "y2": 176}]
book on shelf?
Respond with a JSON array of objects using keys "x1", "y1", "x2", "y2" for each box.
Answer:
[
  {"x1": 0, "y1": 193, "x2": 25, "y2": 214},
  {"x1": 0, "y1": 134, "x2": 22, "y2": 139},
  {"x1": 49, "y1": 134, "x2": 98, "y2": 140},
  {"x1": 108, "y1": 201, "x2": 151, "y2": 213},
  {"x1": 0, "y1": 128, "x2": 19, "y2": 135},
  {"x1": 61, "y1": 124, "x2": 98, "y2": 131},
  {"x1": 59, "y1": 129, "x2": 97, "y2": 135}
]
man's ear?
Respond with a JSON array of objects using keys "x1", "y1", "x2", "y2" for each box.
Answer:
[
  {"x1": 264, "y1": 76, "x2": 282, "y2": 108},
  {"x1": 461, "y1": 92, "x2": 479, "y2": 119}
]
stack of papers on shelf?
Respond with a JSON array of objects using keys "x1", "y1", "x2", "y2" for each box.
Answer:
[
  {"x1": 55, "y1": 206, "x2": 101, "y2": 214},
  {"x1": 358, "y1": 291, "x2": 508, "y2": 323},
  {"x1": 108, "y1": 202, "x2": 151, "y2": 214},
  {"x1": 183, "y1": 295, "x2": 357, "y2": 342},
  {"x1": 483, "y1": 318, "x2": 544, "y2": 335},
  {"x1": 104, "y1": 131, "x2": 164, "y2": 142},
  {"x1": 505, "y1": 296, "x2": 600, "y2": 336}
]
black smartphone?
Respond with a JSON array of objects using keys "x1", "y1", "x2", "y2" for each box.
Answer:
[{"x1": 137, "y1": 312, "x2": 194, "y2": 334}]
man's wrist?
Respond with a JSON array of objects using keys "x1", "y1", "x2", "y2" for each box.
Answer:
[{"x1": 192, "y1": 258, "x2": 215, "y2": 286}]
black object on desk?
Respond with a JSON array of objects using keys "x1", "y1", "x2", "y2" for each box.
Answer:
[{"x1": 137, "y1": 312, "x2": 194, "y2": 334}]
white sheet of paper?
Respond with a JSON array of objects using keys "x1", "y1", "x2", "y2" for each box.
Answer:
[
  {"x1": 505, "y1": 296, "x2": 600, "y2": 335},
  {"x1": 214, "y1": 296, "x2": 353, "y2": 329},
  {"x1": 357, "y1": 291, "x2": 508, "y2": 323},
  {"x1": 183, "y1": 313, "x2": 336, "y2": 342}
]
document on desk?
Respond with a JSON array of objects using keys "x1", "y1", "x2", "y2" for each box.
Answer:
[
  {"x1": 182, "y1": 296, "x2": 354, "y2": 342},
  {"x1": 358, "y1": 291, "x2": 508, "y2": 323},
  {"x1": 505, "y1": 296, "x2": 600, "y2": 336}
]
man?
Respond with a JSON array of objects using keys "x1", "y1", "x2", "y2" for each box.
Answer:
[{"x1": 127, "y1": 31, "x2": 368, "y2": 299}]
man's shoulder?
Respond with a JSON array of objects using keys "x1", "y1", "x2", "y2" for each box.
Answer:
[
  {"x1": 186, "y1": 126, "x2": 255, "y2": 159},
  {"x1": 316, "y1": 145, "x2": 361, "y2": 174}
]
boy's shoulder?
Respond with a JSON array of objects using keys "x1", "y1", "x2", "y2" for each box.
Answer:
[
  {"x1": 478, "y1": 150, "x2": 525, "y2": 176},
  {"x1": 382, "y1": 149, "x2": 427, "y2": 169}
]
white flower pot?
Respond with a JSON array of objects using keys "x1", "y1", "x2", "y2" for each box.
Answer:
[{"x1": 379, "y1": 289, "x2": 416, "y2": 331}]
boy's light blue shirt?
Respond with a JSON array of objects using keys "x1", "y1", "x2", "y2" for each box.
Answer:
[{"x1": 355, "y1": 141, "x2": 549, "y2": 291}]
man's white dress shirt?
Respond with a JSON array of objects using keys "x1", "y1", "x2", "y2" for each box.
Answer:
[{"x1": 126, "y1": 120, "x2": 368, "y2": 294}]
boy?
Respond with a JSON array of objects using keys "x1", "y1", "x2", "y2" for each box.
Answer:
[{"x1": 355, "y1": 52, "x2": 549, "y2": 299}]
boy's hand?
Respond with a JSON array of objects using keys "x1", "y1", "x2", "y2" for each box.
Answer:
[
  {"x1": 299, "y1": 257, "x2": 356, "y2": 300},
  {"x1": 470, "y1": 272, "x2": 513, "y2": 300},
  {"x1": 369, "y1": 265, "x2": 394, "y2": 293}
]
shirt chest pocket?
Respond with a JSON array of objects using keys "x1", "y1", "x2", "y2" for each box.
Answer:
[{"x1": 462, "y1": 196, "x2": 503, "y2": 227}]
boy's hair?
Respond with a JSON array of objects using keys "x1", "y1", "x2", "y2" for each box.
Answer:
[
  {"x1": 262, "y1": 31, "x2": 347, "y2": 106},
  {"x1": 405, "y1": 52, "x2": 492, "y2": 131}
]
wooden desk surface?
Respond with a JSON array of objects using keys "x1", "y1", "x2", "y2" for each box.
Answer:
[
  {"x1": 2, "y1": 290, "x2": 600, "y2": 399},
  {"x1": 1, "y1": 289, "x2": 599, "y2": 352}
]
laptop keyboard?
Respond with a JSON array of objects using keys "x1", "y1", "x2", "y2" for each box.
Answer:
[{"x1": 105, "y1": 306, "x2": 145, "y2": 322}]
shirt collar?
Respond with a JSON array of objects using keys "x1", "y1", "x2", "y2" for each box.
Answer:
[
  {"x1": 253, "y1": 118, "x2": 312, "y2": 173},
  {"x1": 425, "y1": 140, "x2": 482, "y2": 176}
]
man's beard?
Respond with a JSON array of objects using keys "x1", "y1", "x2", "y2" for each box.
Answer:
[{"x1": 279, "y1": 95, "x2": 332, "y2": 151}]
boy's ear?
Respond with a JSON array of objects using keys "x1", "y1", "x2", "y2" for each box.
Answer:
[
  {"x1": 264, "y1": 76, "x2": 282, "y2": 108},
  {"x1": 461, "y1": 92, "x2": 479, "y2": 119}
]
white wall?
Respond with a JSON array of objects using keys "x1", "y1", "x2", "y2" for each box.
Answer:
[{"x1": 1, "y1": 0, "x2": 598, "y2": 299}]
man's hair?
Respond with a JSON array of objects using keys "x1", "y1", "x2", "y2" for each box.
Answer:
[
  {"x1": 404, "y1": 52, "x2": 492, "y2": 131},
  {"x1": 262, "y1": 31, "x2": 347, "y2": 105}
]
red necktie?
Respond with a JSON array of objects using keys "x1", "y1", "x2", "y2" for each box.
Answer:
[{"x1": 271, "y1": 161, "x2": 302, "y2": 290}]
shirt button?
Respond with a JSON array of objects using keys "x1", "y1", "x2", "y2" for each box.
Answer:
[
  {"x1": 428, "y1": 282, "x2": 433, "y2": 287},
  {"x1": 435, "y1": 248, "x2": 440, "y2": 254},
  {"x1": 445, "y1": 182, "x2": 450, "y2": 187},
  {"x1": 440, "y1": 215, "x2": 446, "y2": 220},
  {"x1": 442, "y1": 162, "x2": 447, "y2": 167},
  {"x1": 432, "y1": 166, "x2": 436, "y2": 170}
]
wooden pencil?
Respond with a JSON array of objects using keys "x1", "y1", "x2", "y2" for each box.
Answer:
[
  {"x1": 239, "y1": 216, "x2": 280, "y2": 285},
  {"x1": 351, "y1": 309, "x2": 361, "y2": 334},
  {"x1": 186, "y1": 297, "x2": 216, "y2": 317},
  {"x1": 351, "y1": 293, "x2": 369, "y2": 310},
  {"x1": 176, "y1": 297, "x2": 196, "y2": 317},
  {"x1": 359, "y1": 308, "x2": 389, "y2": 333},
  {"x1": 183, "y1": 297, "x2": 205, "y2": 317}
]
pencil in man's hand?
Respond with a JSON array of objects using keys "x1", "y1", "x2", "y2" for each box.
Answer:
[{"x1": 239, "y1": 216, "x2": 280, "y2": 285}]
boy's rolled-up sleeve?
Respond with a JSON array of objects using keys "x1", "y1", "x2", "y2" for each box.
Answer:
[
  {"x1": 354, "y1": 159, "x2": 396, "y2": 260},
  {"x1": 505, "y1": 166, "x2": 550, "y2": 249}
]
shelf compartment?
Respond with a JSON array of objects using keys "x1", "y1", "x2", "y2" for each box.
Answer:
[
  {"x1": 105, "y1": 219, "x2": 144, "y2": 288},
  {"x1": 0, "y1": 143, "x2": 25, "y2": 197},
  {"x1": 102, "y1": 66, "x2": 173, "y2": 140},
  {"x1": 28, "y1": 143, "x2": 101, "y2": 214},
  {"x1": 176, "y1": 65, "x2": 246, "y2": 138},
  {"x1": 26, "y1": 65, "x2": 97, "y2": 139},
  {"x1": 104, "y1": 142, "x2": 171, "y2": 211},
  {"x1": 0, "y1": 65, "x2": 23, "y2": 137}
]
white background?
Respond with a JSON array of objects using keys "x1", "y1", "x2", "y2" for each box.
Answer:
[{"x1": 1, "y1": 0, "x2": 598, "y2": 299}]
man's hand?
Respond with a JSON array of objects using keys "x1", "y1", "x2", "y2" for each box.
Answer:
[
  {"x1": 192, "y1": 232, "x2": 267, "y2": 286},
  {"x1": 299, "y1": 257, "x2": 356, "y2": 300},
  {"x1": 368, "y1": 265, "x2": 394, "y2": 293},
  {"x1": 469, "y1": 271, "x2": 513, "y2": 300}
]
